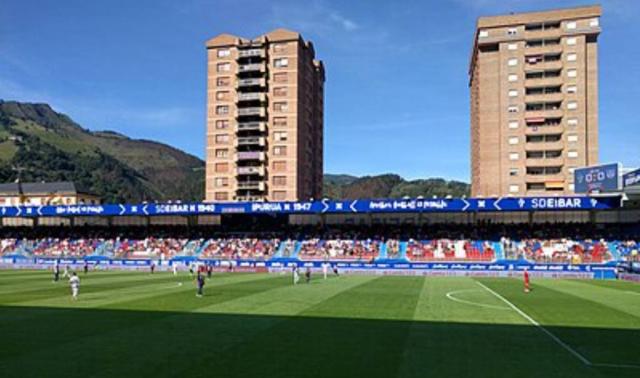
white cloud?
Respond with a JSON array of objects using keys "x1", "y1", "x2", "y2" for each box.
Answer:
[{"x1": 268, "y1": 1, "x2": 359, "y2": 35}]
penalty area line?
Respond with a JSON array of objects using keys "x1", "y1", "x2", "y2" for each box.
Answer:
[{"x1": 476, "y1": 281, "x2": 640, "y2": 370}]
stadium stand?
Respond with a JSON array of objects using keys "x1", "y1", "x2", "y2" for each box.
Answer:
[{"x1": 1, "y1": 223, "x2": 638, "y2": 263}]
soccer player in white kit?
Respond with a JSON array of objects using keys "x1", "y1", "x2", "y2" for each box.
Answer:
[
  {"x1": 172, "y1": 263, "x2": 178, "y2": 276},
  {"x1": 69, "y1": 272, "x2": 80, "y2": 300},
  {"x1": 292, "y1": 266, "x2": 300, "y2": 285},
  {"x1": 322, "y1": 262, "x2": 329, "y2": 280}
]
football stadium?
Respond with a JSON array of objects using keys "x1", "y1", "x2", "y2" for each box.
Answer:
[{"x1": 1, "y1": 2, "x2": 640, "y2": 378}]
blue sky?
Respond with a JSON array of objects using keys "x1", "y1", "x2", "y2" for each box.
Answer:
[{"x1": 1, "y1": 0, "x2": 638, "y2": 181}]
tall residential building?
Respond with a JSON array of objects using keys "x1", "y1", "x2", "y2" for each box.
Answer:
[
  {"x1": 205, "y1": 29, "x2": 324, "y2": 202},
  {"x1": 470, "y1": 5, "x2": 601, "y2": 197}
]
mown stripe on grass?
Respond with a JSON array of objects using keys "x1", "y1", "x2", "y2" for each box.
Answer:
[
  {"x1": 534, "y1": 279, "x2": 640, "y2": 321},
  {"x1": 479, "y1": 278, "x2": 640, "y2": 370}
]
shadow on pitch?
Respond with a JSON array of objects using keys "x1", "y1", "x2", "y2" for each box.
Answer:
[{"x1": 0, "y1": 304, "x2": 638, "y2": 378}]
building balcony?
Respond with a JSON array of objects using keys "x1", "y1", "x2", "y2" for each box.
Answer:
[
  {"x1": 524, "y1": 92, "x2": 564, "y2": 103},
  {"x1": 235, "y1": 195, "x2": 266, "y2": 202},
  {"x1": 525, "y1": 124, "x2": 564, "y2": 135},
  {"x1": 524, "y1": 76, "x2": 563, "y2": 88},
  {"x1": 525, "y1": 157, "x2": 565, "y2": 167},
  {"x1": 565, "y1": 26, "x2": 601, "y2": 36},
  {"x1": 523, "y1": 29, "x2": 562, "y2": 40},
  {"x1": 524, "y1": 109, "x2": 564, "y2": 120},
  {"x1": 523, "y1": 44, "x2": 563, "y2": 56},
  {"x1": 525, "y1": 140, "x2": 564, "y2": 151},
  {"x1": 236, "y1": 107, "x2": 266, "y2": 117},
  {"x1": 237, "y1": 63, "x2": 266, "y2": 73},
  {"x1": 236, "y1": 121, "x2": 266, "y2": 132},
  {"x1": 237, "y1": 166, "x2": 265, "y2": 176},
  {"x1": 237, "y1": 92, "x2": 266, "y2": 102},
  {"x1": 524, "y1": 60, "x2": 563, "y2": 72},
  {"x1": 237, "y1": 49, "x2": 265, "y2": 59},
  {"x1": 237, "y1": 181, "x2": 266, "y2": 191},
  {"x1": 237, "y1": 78, "x2": 266, "y2": 88},
  {"x1": 235, "y1": 136, "x2": 266, "y2": 147},
  {"x1": 525, "y1": 174, "x2": 565, "y2": 183},
  {"x1": 236, "y1": 151, "x2": 265, "y2": 161}
]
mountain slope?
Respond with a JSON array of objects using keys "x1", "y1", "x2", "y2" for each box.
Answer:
[
  {"x1": 323, "y1": 173, "x2": 469, "y2": 199},
  {"x1": 0, "y1": 100, "x2": 204, "y2": 202}
]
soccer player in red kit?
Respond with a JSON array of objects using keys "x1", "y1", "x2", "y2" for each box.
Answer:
[{"x1": 524, "y1": 269, "x2": 531, "y2": 293}]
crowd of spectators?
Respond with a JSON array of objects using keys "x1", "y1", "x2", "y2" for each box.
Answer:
[{"x1": 0, "y1": 222, "x2": 637, "y2": 263}]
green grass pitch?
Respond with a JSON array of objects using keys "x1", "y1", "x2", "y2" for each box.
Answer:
[{"x1": 0, "y1": 270, "x2": 638, "y2": 378}]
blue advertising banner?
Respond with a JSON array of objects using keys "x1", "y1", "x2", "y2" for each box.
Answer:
[
  {"x1": 623, "y1": 168, "x2": 640, "y2": 188},
  {"x1": 574, "y1": 163, "x2": 620, "y2": 193},
  {"x1": 0, "y1": 196, "x2": 621, "y2": 218}
]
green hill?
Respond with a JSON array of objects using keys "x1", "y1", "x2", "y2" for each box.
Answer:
[
  {"x1": 0, "y1": 100, "x2": 204, "y2": 203},
  {"x1": 323, "y1": 173, "x2": 469, "y2": 199}
]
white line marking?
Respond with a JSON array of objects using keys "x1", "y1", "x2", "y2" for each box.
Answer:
[
  {"x1": 445, "y1": 289, "x2": 510, "y2": 311},
  {"x1": 476, "y1": 281, "x2": 640, "y2": 370}
]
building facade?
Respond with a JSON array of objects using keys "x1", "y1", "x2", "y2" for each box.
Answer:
[
  {"x1": 0, "y1": 182, "x2": 101, "y2": 206},
  {"x1": 205, "y1": 29, "x2": 324, "y2": 202},
  {"x1": 470, "y1": 6, "x2": 601, "y2": 197}
]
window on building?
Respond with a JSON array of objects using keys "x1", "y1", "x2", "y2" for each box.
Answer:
[
  {"x1": 214, "y1": 163, "x2": 229, "y2": 173},
  {"x1": 273, "y1": 43, "x2": 287, "y2": 53},
  {"x1": 216, "y1": 77, "x2": 230, "y2": 87},
  {"x1": 509, "y1": 152, "x2": 519, "y2": 161},
  {"x1": 508, "y1": 74, "x2": 518, "y2": 82},
  {"x1": 508, "y1": 106, "x2": 518, "y2": 113},
  {"x1": 214, "y1": 178, "x2": 229, "y2": 188},
  {"x1": 567, "y1": 85, "x2": 577, "y2": 94},
  {"x1": 507, "y1": 43, "x2": 518, "y2": 50},
  {"x1": 567, "y1": 118, "x2": 578, "y2": 126},
  {"x1": 568, "y1": 150, "x2": 579, "y2": 158},
  {"x1": 567, "y1": 134, "x2": 578, "y2": 142},
  {"x1": 567, "y1": 69, "x2": 577, "y2": 78},
  {"x1": 508, "y1": 137, "x2": 519, "y2": 145},
  {"x1": 273, "y1": 161, "x2": 287, "y2": 171},
  {"x1": 274, "y1": 87, "x2": 288, "y2": 97},
  {"x1": 216, "y1": 106, "x2": 229, "y2": 115},
  {"x1": 273, "y1": 146, "x2": 287, "y2": 156},
  {"x1": 508, "y1": 89, "x2": 518, "y2": 97},
  {"x1": 566, "y1": 21, "x2": 577, "y2": 30},
  {"x1": 216, "y1": 91, "x2": 229, "y2": 101},
  {"x1": 566, "y1": 37, "x2": 577, "y2": 46},
  {"x1": 216, "y1": 62, "x2": 231, "y2": 72},
  {"x1": 215, "y1": 120, "x2": 229, "y2": 129},
  {"x1": 217, "y1": 49, "x2": 230, "y2": 58},
  {"x1": 508, "y1": 121, "x2": 519, "y2": 129},
  {"x1": 272, "y1": 191, "x2": 287, "y2": 201},
  {"x1": 590, "y1": 18, "x2": 599, "y2": 27},
  {"x1": 479, "y1": 30, "x2": 489, "y2": 38},
  {"x1": 215, "y1": 149, "x2": 228, "y2": 158},
  {"x1": 273, "y1": 176, "x2": 287, "y2": 186},
  {"x1": 274, "y1": 73, "x2": 288, "y2": 83},
  {"x1": 214, "y1": 192, "x2": 228, "y2": 201},
  {"x1": 274, "y1": 102, "x2": 288, "y2": 112},
  {"x1": 215, "y1": 134, "x2": 229, "y2": 144},
  {"x1": 274, "y1": 58, "x2": 289, "y2": 68},
  {"x1": 509, "y1": 185, "x2": 519, "y2": 193},
  {"x1": 509, "y1": 169, "x2": 518, "y2": 177},
  {"x1": 507, "y1": 28, "x2": 518, "y2": 36},
  {"x1": 567, "y1": 101, "x2": 578, "y2": 110},
  {"x1": 273, "y1": 117, "x2": 287, "y2": 127},
  {"x1": 567, "y1": 53, "x2": 577, "y2": 62},
  {"x1": 274, "y1": 131, "x2": 288, "y2": 142},
  {"x1": 507, "y1": 58, "x2": 518, "y2": 66}
]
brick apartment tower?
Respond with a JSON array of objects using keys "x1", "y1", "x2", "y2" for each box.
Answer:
[
  {"x1": 470, "y1": 6, "x2": 601, "y2": 197},
  {"x1": 205, "y1": 29, "x2": 325, "y2": 202}
]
